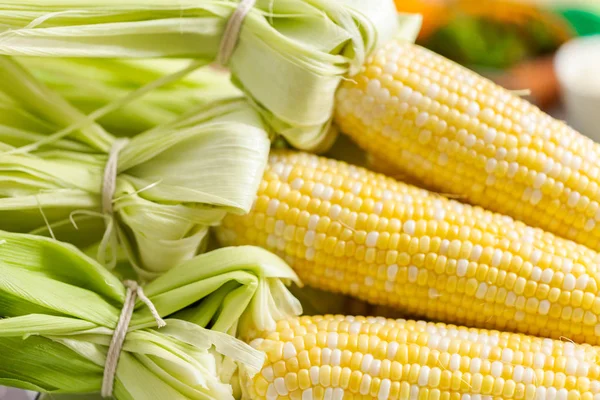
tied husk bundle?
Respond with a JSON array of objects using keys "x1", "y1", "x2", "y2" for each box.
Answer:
[
  {"x1": 0, "y1": 0, "x2": 420, "y2": 151},
  {"x1": 0, "y1": 230, "x2": 301, "y2": 399},
  {"x1": 0, "y1": 56, "x2": 270, "y2": 279}
]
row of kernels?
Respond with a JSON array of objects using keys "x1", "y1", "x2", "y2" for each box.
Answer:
[
  {"x1": 248, "y1": 316, "x2": 600, "y2": 399},
  {"x1": 266, "y1": 317, "x2": 600, "y2": 373},
  {"x1": 261, "y1": 195, "x2": 598, "y2": 291},
  {"x1": 282, "y1": 155, "x2": 592, "y2": 258},
  {"x1": 225, "y1": 211, "x2": 600, "y2": 341}
]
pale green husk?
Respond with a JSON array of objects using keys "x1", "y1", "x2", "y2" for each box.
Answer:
[
  {"x1": 18, "y1": 57, "x2": 241, "y2": 136},
  {"x1": 0, "y1": 230, "x2": 301, "y2": 399},
  {"x1": 0, "y1": 56, "x2": 270, "y2": 279},
  {"x1": 0, "y1": 0, "x2": 418, "y2": 151}
]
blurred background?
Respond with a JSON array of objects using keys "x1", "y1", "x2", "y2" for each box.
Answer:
[{"x1": 395, "y1": 0, "x2": 600, "y2": 133}]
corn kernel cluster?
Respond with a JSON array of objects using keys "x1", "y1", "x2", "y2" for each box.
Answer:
[
  {"x1": 247, "y1": 315, "x2": 600, "y2": 400},
  {"x1": 217, "y1": 151, "x2": 600, "y2": 345},
  {"x1": 335, "y1": 41, "x2": 600, "y2": 251}
]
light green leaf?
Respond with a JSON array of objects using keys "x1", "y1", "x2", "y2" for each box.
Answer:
[
  {"x1": 0, "y1": 315, "x2": 97, "y2": 337},
  {"x1": 395, "y1": 13, "x2": 423, "y2": 43}
]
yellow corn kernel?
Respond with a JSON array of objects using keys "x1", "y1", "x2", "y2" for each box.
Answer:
[
  {"x1": 335, "y1": 40, "x2": 600, "y2": 252},
  {"x1": 217, "y1": 151, "x2": 600, "y2": 345},
  {"x1": 246, "y1": 315, "x2": 600, "y2": 399}
]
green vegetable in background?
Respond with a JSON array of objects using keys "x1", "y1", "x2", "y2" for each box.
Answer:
[
  {"x1": 557, "y1": 8, "x2": 600, "y2": 37},
  {"x1": 424, "y1": 15, "x2": 562, "y2": 69}
]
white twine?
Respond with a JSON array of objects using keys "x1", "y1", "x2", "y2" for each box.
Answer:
[
  {"x1": 96, "y1": 138, "x2": 129, "y2": 268},
  {"x1": 101, "y1": 280, "x2": 166, "y2": 398},
  {"x1": 217, "y1": 0, "x2": 257, "y2": 65},
  {"x1": 102, "y1": 139, "x2": 129, "y2": 216}
]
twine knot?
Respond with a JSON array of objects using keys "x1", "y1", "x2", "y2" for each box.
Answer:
[
  {"x1": 102, "y1": 139, "x2": 129, "y2": 217},
  {"x1": 94, "y1": 138, "x2": 129, "y2": 268}
]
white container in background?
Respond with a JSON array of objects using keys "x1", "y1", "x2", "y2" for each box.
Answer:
[{"x1": 555, "y1": 35, "x2": 600, "y2": 142}]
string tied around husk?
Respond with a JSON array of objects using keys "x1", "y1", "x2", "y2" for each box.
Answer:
[
  {"x1": 101, "y1": 280, "x2": 166, "y2": 398},
  {"x1": 217, "y1": 0, "x2": 256, "y2": 66},
  {"x1": 95, "y1": 138, "x2": 129, "y2": 269}
]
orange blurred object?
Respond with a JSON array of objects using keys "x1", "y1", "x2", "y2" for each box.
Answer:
[
  {"x1": 395, "y1": 0, "x2": 573, "y2": 42},
  {"x1": 394, "y1": 0, "x2": 450, "y2": 39}
]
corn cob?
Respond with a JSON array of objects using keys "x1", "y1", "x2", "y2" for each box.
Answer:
[
  {"x1": 334, "y1": 41, "x2": 600, "y2": 251},
  {"x1": 216, "y1": 151, "x2": 600, "y2": 345},
  {"x1": 246, "y1": 315, "x2": 600, "y2": 400}
]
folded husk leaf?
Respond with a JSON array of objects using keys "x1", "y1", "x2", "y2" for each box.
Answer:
[
  {"x1": 18, "y1": 57, "x2": 240, "y2": 136},
  {"x1": 0, "y1": 231, "x2": 301, "y2": 399},
  {"x1": 0, "y1": 0, "x2": 416, "y2": 151},
  {"x1": 0, "y1": 56, "x2": 270, "y2": 279}
]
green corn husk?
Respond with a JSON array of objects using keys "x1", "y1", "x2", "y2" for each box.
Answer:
[
  {"x1": 19, "y1": 57, "x2": 240, "y2": 137},
  {"x1": 0, "y1": 56, "x2": 270, "y2": 279},
  {"x1": 0, "y1": 0, "x2": 421, "y2": 151},
  {"x1": 0, "y1": 230, "x2": 301, "y2": 399}
]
